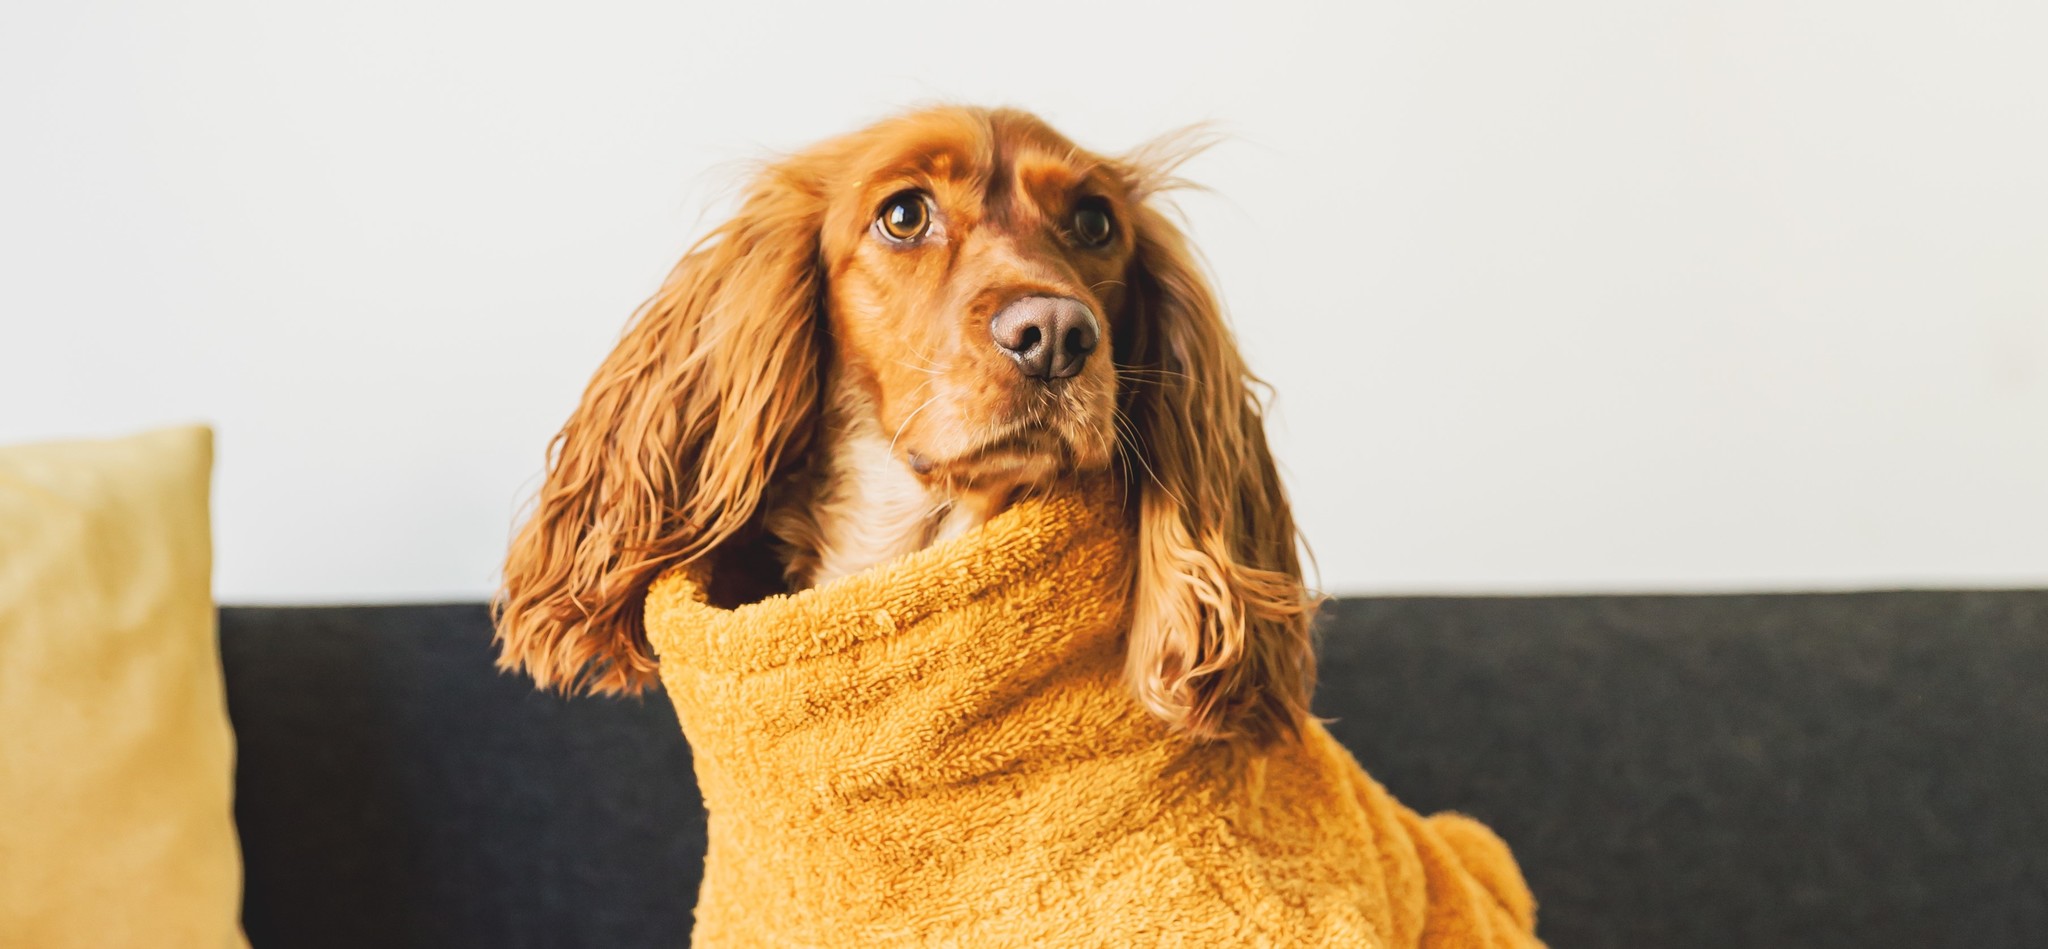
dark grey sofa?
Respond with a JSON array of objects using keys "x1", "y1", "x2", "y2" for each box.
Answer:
[{"x1": 219, "y1": 590, "x2": 2048, "y2": 948}]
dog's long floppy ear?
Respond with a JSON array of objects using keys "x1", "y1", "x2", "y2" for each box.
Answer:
[
  {"x1": 494, "y1": 162, "x2": 826, "y2": 695},
  {"x1": 1117, "y1": 152, "x2": 1318, "y2": 745}
]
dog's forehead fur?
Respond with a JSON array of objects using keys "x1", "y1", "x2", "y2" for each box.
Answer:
[{"x1": 813, "y1": 107, "x2": 1128, "y2": 257}]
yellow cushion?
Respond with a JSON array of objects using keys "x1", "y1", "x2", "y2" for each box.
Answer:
[{"x1": 0, "y1": 426, "x2": 246, "y2": 948}]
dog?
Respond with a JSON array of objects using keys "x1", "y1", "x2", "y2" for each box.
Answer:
[
  {"x1": 492, "y1": 106, "x2": 1541, "y2": 946},
  {"x1": 497, "y1": 105, "x2": 1313, "y2": 745}
]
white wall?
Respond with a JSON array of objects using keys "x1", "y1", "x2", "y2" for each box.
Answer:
[{"x1": 4, "y1": 1, "x2": 2043, "y2": 602}]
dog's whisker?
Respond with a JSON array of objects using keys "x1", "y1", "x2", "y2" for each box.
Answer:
[
  {"x1": 892, "y1": 358, "x2": 944, "y2": 376},
  {"x1": 887, "y1": 391, "x2": 944, "y2": 459},
  {"x1": 1110, "y1": 406, "x2": 1177, "y2": 505},
  {"x1": 1111, "y1": 366, "x2": 1193, "y2": 382},
  {"x1": 905, "y1": 344, "x2": 948, "y2": 372}
]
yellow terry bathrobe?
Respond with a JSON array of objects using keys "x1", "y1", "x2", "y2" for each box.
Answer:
[{"x1": 646, "y1": 480, "x2": 1543, "y2": 948}]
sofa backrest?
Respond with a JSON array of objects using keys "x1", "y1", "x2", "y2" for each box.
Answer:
[{"x1": 220, "y1": 590, "x2": 2048, "y2": 948}]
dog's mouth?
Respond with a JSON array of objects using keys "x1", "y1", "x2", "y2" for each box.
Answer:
[
  {"x1": 895, "y1": 370, "x2": 1119, "y2": 489},
  {"x1": 910, "y1": 426, "x2": 1057, "y2": 477},
  {"x1": 905, "y1": 411, "x2": 1107, "y2": 488}
]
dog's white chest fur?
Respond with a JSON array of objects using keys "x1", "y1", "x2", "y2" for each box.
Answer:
[{"x1": 766, "y1": 391, "x2": 985, "y2": 589}]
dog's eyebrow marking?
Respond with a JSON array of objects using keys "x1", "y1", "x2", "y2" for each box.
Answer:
[
  {"x1": 976, "y1": 123, "x2": 1012, "y2": 231},
  {"x1": 876, "y1": 138, "x2": 966, "y2": 184},
  {"x1": 1011, "y1": 154, "x2": 1095, "y2": 228}
]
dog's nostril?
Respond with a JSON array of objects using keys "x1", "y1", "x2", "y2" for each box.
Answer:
[
  {"x1": 1064, "y1": 326, "x2": 1094, "y2": 356},
  {"x1": 1017, "y1": 326, "x2": 1042, "y2": 352}
]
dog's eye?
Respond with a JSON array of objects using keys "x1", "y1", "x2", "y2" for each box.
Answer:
[
  {"x1": 876, "y1": 191, "x2": 931, "y2": 242},
  {"x1": 1071, "y1": 198, "x2": 1114, "y2": 248}
]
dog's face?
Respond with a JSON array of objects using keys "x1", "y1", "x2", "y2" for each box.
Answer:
[{"x1": 814, "y1": 110, "x2": 1132, "y2": 492}]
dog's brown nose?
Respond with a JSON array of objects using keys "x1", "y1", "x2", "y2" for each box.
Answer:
[{"x1": 989, "y1": 295, "x2": 1098, "y2": 380}]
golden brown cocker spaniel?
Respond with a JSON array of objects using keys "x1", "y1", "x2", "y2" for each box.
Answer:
[{"x1": 495, "y1": 105, "x2": 1316, "y2": 744}]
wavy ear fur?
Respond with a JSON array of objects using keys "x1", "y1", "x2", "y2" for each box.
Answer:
[
  {"x1": 1117, "y1": 155, "x2": 1319, "y2": 744},
  {"x1": 494, "y1": 164, "x2": 825, "y2": 694}
]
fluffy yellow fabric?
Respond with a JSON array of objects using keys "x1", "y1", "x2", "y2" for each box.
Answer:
[
  {"x1": 0, "y1": 426, "x2": 246, "y2": 948},
  {"x1": 647, "y1": 478, "x2": 1541, "y2": 947}
]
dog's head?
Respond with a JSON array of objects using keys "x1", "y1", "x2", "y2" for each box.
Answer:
[
  {"x1": 496, "y1": 106, "x2": 1316, "y2": 743},
  {"x1": 817, "y1": 108, "x2": 1125, "y2": 491}
]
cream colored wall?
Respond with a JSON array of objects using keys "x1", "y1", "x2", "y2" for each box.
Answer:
[{"x1": 3, "y1": 1, "x2": 2043, "y2": 600}]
